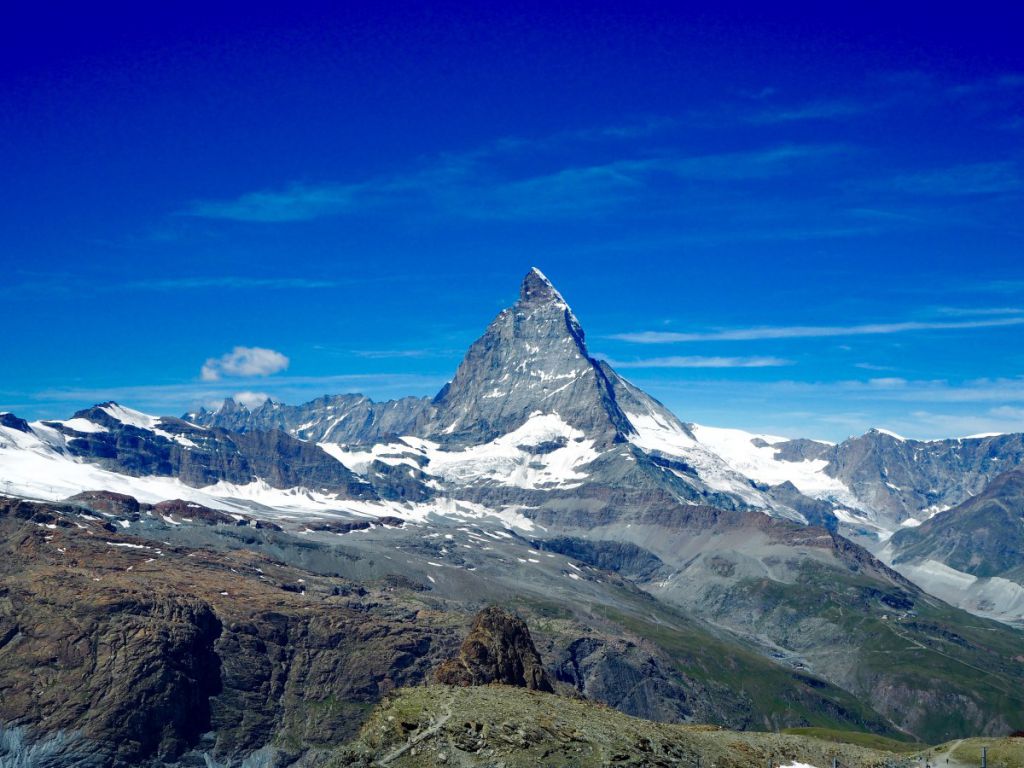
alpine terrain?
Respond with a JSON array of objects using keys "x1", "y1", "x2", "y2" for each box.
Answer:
[{"x1": 2, "y1": 269, "x2": 1023, "y2": 767}]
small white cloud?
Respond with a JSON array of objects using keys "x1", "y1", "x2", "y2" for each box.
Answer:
[
  {"x1": 231, "y1": 391, "x2": 273, "y2": 409},
  {"x1": 201, "y1": 346, "x2": 289, "y2": 381}
]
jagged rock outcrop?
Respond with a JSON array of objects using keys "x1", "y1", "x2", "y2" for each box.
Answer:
[
  {"x1": 435, "y1": 606, "x2": 554, "y2": 692},
  {"x1": 0, "y1": 412, "x2": 31, "y2": 433},
  {"x1": 188, "y1": 393, "x2": 435, "y2": 445}
]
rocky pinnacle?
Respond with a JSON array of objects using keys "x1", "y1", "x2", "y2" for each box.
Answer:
[{"x1": 430, "y1": 267, "x2": 634, "y2": 446}]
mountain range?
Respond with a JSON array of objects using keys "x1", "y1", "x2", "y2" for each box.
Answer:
[{"x1": 2, "y1": 268, "x2": 1024, "y2": 766}]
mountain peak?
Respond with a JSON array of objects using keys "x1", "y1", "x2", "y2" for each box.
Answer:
[
  {"x1": 519, "y1": 267, "x2": 568, "y2": 309},
  {"x1": 429, "y1": 268, "x2": 635, "y2": 446}
]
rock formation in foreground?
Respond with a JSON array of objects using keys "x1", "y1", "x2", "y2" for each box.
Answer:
[{"x1": 435, "y1": 606, "x2": 555, "y2": 692}]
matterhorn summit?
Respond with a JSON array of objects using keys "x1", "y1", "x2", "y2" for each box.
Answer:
[{"x1": 429, "y1": 267, "x2": 637, "y2": 446}]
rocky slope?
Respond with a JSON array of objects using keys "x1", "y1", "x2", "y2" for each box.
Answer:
[
  {"x1": 0, "y1": 497, "x2": 465, "y2": 767},
  {"x1": 882, "y1": 468, "x2": 1024, "y2": 625},
  {"x1": 333, "y1": 684, "x2": 910, "y2": 768},
  {"x1": 549, "y1": 502, "x2": 1024, "y2": 742},
  {"x1": 2, "y1": 495, "x2": 918, "y2": 765},
  {"x1": 820, "y1": 430, "x2": 1024, "y2": 527}
]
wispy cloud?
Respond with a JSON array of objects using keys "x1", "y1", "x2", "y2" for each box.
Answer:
[
  {"x1": 973, "y1": 280, "x2": 1024, "y2": 295},
  {"x1": 181, "y1": 142, "x2": 847, "y2": 223},
  {"x1": 748, "y1": 100, "x2": 869, "y2": 124},
  {"x1": 884, "y1": 161, "x2": 1022, "y2": 197},
  {"x1": 185, "y1": 182, "x2": 366, "y2": 222},
  {"x1": 946, "y1": 72, "x2": 1024, "y2": 98},
  {"x1": 931, "y1": 306, "x2": 1024, "y2": 317},
  {"x1": 747, "y1": 376, "x2": 1024, "y2": 404},
  {"x1": 201, "y1": 346, "x2": 290, "y2": 381},
  {"x1": 605, "y1": 355, "x2": 793, "y2": 369},
  {"x1": 610, "y1": 316, "x2": 1024, "y2": 343},
  {"x1": 350, "y1": 348, "x2": 458, "y2": 359},
  {"x1": 126, "y1": 277, "x2": 341, "y2": 290},
  {"x1": 737, "y1": 86, "x2": 778, "y2": 100}
]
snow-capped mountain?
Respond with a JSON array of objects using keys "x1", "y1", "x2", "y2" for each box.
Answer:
[
  {"x1": 3, "y1": 267, "x2": 1024, "y2": 623},
  {"x1": 6, "y1": 268, "x2": 1024, "y2": 752}
]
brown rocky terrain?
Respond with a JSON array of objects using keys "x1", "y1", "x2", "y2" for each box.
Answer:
[
  {"x1": 435, "y1": 606, "x2": 554, "y2": 692},
  {"x1": 0, "y1": 497, "x2": 464, "y2": 766},
  {"x1": 0, "y1": 495, "x2": 914, "y2": 765}
]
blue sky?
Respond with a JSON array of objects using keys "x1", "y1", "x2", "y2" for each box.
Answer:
[{"x1": 2, "y1": 3, "x2": 1023, "y2": 440}]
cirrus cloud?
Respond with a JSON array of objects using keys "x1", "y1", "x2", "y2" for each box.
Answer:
[
  {"x1": 605, "y1": 355, "x2": 792, "y2": 369},
  {"x1": 200, "y1": 346, "x2": 289, "y2": 381},
  {"x1": 610, "y1": 315, "x2": 1024, "y2": 343}
]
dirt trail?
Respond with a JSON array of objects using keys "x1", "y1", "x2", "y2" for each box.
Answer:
[{"x1": 374, "y1": 691, "x2": 455, "y2": 767}]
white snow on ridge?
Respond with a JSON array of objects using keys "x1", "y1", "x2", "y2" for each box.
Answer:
[
  {"x1": 97, "y1": 403, "x2": 199, "y2": 447},
  {"x1": 689, "y1": 423, "x2": 865, "y2": 512},
  {"x1": 318, "y1": 440, "x2": 425, "y2": 475},
  {"x1": 0, "y1": 419, "x2": 540, "y2": 531},
  {"x1": 57, "y1": 418, "x2": 109, "y2": 434},
  {"x1": 624, "y1": 409, "x2": 781, "y2": 510},
  {"x1": 870, "y1": 427, "x2": 907, "y2": 441},
  {"x1": 409, "y1": 412, "x2": 599, "y2": 490},
  {"x1": 100, "y1": 403, "x2": 161, "y2": 430},
  {"x1": 323, "y1": 413, "x2": 599, "y2": 492},
  {"x1": 623, "y1": 407, "x2": 871, "y2": 521}
]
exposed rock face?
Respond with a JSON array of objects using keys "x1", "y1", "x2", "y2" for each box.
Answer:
[
  {"x1": 820, "y1": 429, "x2": 1024, "y2": 526},
  {"x1": 0, "y1": 412, "x2": 31, "y2": 433},
  {"x1": 766, "y1": 480, "x2": 839, "y2": 530},
  {"x1": 0, "y1": 497, "x2": 458, "y2": 767},
  {"x1": 55, "y1": 403, "x2": 378, "y2": 498},
  {"x1": 67, "y1": 489, "x2": 142, "y2": 517},
  {"x1": 435, "y1": 606, "x2": 554, "y2": 692},
  {"x1": 536, "y1": 537, "x2": 665, "y2": 581},
  {"x1": 188, "y1": 393, "x2": 434, "y2": 445},
  {"x1": 430, "y1": 268, "x2": 634, "y2": 447}
]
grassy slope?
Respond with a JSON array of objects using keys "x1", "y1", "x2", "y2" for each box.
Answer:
[
  {"x1": 781, "y1": 727, "x2": 925, "y2": 753},
  {"x1": 941, "y1": 738, "x2": 1024, "y2": 768},
  {"x1": 330, "y1": 685, "x2": 931, "y2": 768}
]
